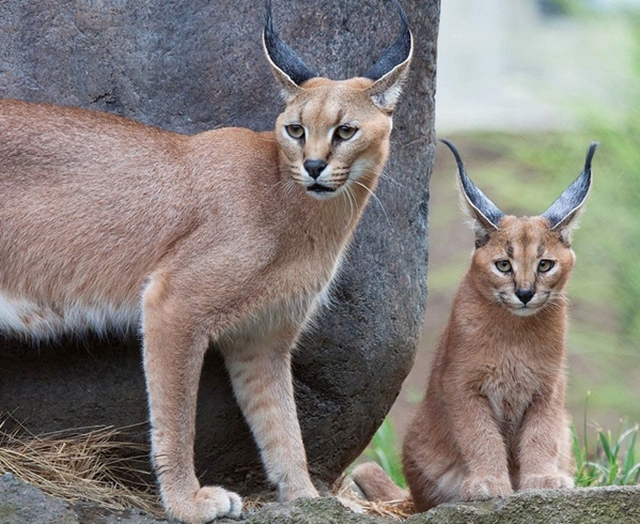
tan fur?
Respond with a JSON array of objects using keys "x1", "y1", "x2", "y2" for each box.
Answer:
[
  {"x1": 353, "y1": 146, "x2": 593, "y2": 512},
  {"x1": 0, "y1": 21, "x2": 412, "y2": 523}
]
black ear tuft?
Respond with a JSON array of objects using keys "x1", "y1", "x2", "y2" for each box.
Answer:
[
  {"x1": 441, "y1": 139, "x2": 505, "y2": 231},
  {"x1": 542, "y1": 142, "x2": 597, "y2": 230},
  {"x1": 263, "y1": 0, "x2": 317, "y2": 86},
  {"x1": 363, "y1": 0, "x2": 412, "y2": 81}
]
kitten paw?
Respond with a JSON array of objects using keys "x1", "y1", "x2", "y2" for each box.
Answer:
[
  {"x1": 167, "y1": 486, "x2": 243, "y2": 524},
  {"x1": 460, "y1": 476, "x2": 512, "y2": 501},
  {"x1": 520, "y1": 474, "x2": 574, "y2": 490}
]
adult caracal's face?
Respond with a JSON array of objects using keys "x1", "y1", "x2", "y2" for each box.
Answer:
[
  {"x1": 263, "y1": 0, "x2": 411, "y2": 200},
  {"x1": 275, "y1": 78, "x2": 392, "y2": 199},
  {"x1": 441, "y1": 139, "x2": 596, "y2": 317}
]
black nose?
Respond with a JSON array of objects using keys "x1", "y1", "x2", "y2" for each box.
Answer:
[
  {"x1": 516, "y1": 288, "x2": 535, "y2": 305},
  {"x1": 303, "y1": 159, "x2": 327, "y2": 179}
]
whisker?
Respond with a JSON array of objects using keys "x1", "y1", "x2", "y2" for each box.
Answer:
[
  {"x1": 353, "y1": 180, "x2": 389, "y2": 225},
  {"x1": 343, "y1": 185, "x2": 356, "y2": 231},
  {"x1": 379, "y1": 168, "x2": 405, "y2": 188}
]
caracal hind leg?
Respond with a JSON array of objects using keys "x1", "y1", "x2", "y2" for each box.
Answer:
[
  {"x1": 222, "y1": 329, "x2": 318, "y2": 501},
  {"x1": 142, "y1": 276, "x2": 242, "y2": 523}
]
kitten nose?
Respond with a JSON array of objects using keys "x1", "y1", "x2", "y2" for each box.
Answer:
[
  {"x1": 303, "y1": 159, "x2": 327, "y2": 179},
  {"x1": 516, "y1": 288, "x2": 535, "y2": 305}
]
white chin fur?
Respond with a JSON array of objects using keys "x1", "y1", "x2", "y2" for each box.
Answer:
[{"x1": 510, "y1": 305, "x2": 541, "y2": 317}]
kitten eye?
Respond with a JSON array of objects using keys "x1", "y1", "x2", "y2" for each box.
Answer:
[
  {"x1": 495, "y1": 260, "x2": 512, "y2": 273},
  {"x1": 334, "y1": 125, "x2": 357, "y2": 141},
  {"x1": 538, "y1": 260, "x2": 555, "y2": 273},
  {"x1": 285, "y1": 124, "x2": 305, "y2": 140}
]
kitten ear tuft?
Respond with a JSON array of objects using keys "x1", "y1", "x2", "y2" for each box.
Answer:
[
  {"x1": 542, "y1": 142, "x2": 597, "y2": 244},
  {"x1": 441, "y1": 139, "x2": 505, "y2": 246}
]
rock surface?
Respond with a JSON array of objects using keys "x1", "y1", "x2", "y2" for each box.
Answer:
[
  {"x1": 0, "y1": 0, "x2": 438, "y2": 494},
  {"x1": 2, "y1": 475, "x2": 639, "y2": 524}
]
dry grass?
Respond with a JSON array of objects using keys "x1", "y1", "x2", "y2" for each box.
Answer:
[
  {"x1": 356, "y1": 498, "x2": 414, "y2": 520},
  {"x1": 0, "y1": 417, "x2": 162, "y2": 516},
  {"x1": 333, "y1": 476, "x2": 414, "y2": 520},
  {"x1": 0, "y1": 418, "x2": 416, "y2": 521}
]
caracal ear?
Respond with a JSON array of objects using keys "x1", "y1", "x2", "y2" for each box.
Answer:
[
  {"x1": 364, "y1": 0, "x2": 413, "y2": 113},
  {"x1": 441, "y1": 139, "x2": 505, "y2": 248},
  {"x1": 542, "y1": 142, "x2": 598, "y2": 245},
  {"x1": 263, "y1": 0, "x2": 317, "y2": 101}
]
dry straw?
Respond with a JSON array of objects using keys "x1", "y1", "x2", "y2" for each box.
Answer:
[
  {"x1": 0, "y1": 417, "x2": 414, "y2": 520},
  {"x1": 0, "y1": 417, "x2": 162, "y2": 516},
  {"x1": 333, "y1": 475, "x2": 414, "y2": 520}
]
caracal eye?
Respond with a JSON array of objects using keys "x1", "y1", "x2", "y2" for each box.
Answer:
[
  {"x1": 495, "y1": 260, "x2": 512, "y2": 273},
  {"x1": 538, "y1": 259, "x2": 555, "y2": 273},
  {"x1": 285, "y1": 124, "x2": 305, "y2": 140},
  {"x1": 335, "y1": 125, "x2": 357, "y2": 141}
]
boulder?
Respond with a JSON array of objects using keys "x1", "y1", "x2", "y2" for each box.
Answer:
[{"x1": 0, "y1": 0, "x2": 437, "y2": 493}]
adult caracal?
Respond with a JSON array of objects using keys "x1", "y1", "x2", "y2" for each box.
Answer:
[
  {"x1": 353, "y1": 141, "x2": 596, "y2": 512},
  {"x1": 0, "y1": 1, "x2": 412, "y2": 522}
]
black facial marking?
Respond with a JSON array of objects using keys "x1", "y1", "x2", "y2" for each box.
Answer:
[{"x1": 506, "y1": 243, "x2": 514, "y2": 258}]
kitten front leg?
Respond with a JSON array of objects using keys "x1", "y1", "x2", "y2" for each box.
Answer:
[
  {"x1": 222, "y1": 327, "x2": 318, "y2": 501},
  {"x1": 517, "y1": 382, "x2": 574, "y2": 491},
  {"x1": 443, "y1": 384, "x2": 513, "y2": 501},
  {"x1": 142, "y1": 277, "x2": 242, "y2": 524}
]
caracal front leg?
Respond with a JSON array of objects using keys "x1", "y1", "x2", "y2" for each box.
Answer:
[
  {"x1": 142, "y1": 276, "x2": 242, "y2": 524},
  {"x1": 222, "y1": 328, "x2": 318, "y2": 501},
  {"x1": 443, "y1": 383, "x2": 513, "y2": 501},
  {"x1": 517, "y1": 382, "x2": 575, "y2": 491}
]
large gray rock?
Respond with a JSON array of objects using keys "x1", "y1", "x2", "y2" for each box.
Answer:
[
  {"x1": 1, "y1": 476, "x2": 639, "y2": 524},
  {"x1": 0, "y1": 0, "x2": 438, "y2": 494},
  {"x1": 0, "y1": 473, "x2": 78, "y2": 524}
]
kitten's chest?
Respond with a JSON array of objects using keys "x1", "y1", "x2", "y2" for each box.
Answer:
[{"x1": 477, "y1": 346, "x2": 548, "y2": 425}]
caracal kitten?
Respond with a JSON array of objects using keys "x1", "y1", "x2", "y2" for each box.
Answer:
[
  {"x1": 0, "y1": 1, "x2": 412, "y2": 523},
  {"x1": 353, "y1": 140, "x2": 597, "y2": 512}
]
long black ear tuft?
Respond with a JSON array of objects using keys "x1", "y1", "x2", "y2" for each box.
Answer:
[
  {"x1": 441, "y1": 139, "x2": 505, "y2": 240},
  {"x1": 542, "y1": 142, "x2": 597, "y2": 235},
  {"x1": 363, "y1": 0, "x2": 412, "y2": 81},
  {"x1": 263, "y1": 0, "x2": 317, "y2": 91}
]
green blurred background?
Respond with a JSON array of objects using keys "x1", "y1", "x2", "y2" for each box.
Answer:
[{"x1": 387, "y1": 0, "x2": 640, "y2": 453}]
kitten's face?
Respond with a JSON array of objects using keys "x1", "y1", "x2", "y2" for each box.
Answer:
[
  {"x1": 275, "y1": 78, "x2": 391, "y2": 200},
  {"x1": 470, "y1": 216, "x2": 576, "y2": 316}
]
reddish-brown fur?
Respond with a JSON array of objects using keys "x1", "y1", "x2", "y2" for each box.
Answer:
[
  {"x1": 402, "y1": 215, "x2": 576, "y2": 511},
  {"x1": 353, "y1": 144, "x2": 593, "y2": 513}
]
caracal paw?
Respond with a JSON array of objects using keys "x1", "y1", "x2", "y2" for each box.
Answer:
[
  {"x1": 167, "y1": 486, "x2": 243, "y2": 524},
  {"x1": 520, "y1": 473, "x2": 574, "y2": 491},
  {"x1": 460, "y1": 475, "x2": 512, "y2": 501}
]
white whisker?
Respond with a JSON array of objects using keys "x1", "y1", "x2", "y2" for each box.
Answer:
[{"x1": 353, "y1": 180, "x2": 389, "y2": 225}]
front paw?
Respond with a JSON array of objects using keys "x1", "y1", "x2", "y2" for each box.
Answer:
[
  {"x1": 460, "y1": 475, "x2": 513, "y2": 501},
  {"x1": 520, "y1": 474, "x2": 574, "y2": 490},
  {"x1": 166, "y1": 486, "x2": 243, "y2": 524}
]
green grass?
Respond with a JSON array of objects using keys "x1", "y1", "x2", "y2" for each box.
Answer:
[
  {"x1": 361, "y1": 415, "x2": 640, "y2": 489},
  {"x1": 358, "y1": 418, "x2": 406, "y2": 489},
  {"x1": 573, "y1": 394, "x2": 640, "y2": 487}
]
